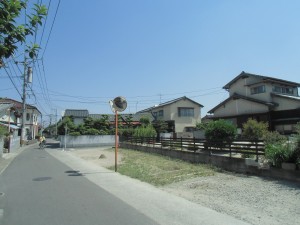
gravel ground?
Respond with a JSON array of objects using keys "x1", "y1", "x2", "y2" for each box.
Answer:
[
  {"x1": 161, "y1": 173, "x2": 300, "y2": 225},
  {"x1": 70, "y1": 148, "x2": 300, "y2": 225}
]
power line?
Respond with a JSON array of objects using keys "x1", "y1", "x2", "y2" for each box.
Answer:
[
  {"x1": 38, "y1": 0, "x2": 52, "y2": 57},
  {"x1": 2, "y1": 65, "x2": 22, "y2": 98},
  {"x1": 42, "y1": 0, "x2": 61, "y2": 57}
]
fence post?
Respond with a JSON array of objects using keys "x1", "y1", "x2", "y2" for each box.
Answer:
[
  {"x1": 255, "y1": 140, "x2": 258, "y2": 162},
  {"x1": 161, "y1": 137, "x2": 163, "y2": 149},
  {"x1": 153, "y1": 136, "x2": 155, "y2": 148},
  {"x1": 229, "y1": 141, "x2": 232, "y2": 158},
  {"x1": 193, "y1": 137, "x2": 196, "y2": 153},
  {"x1": 181, "y1": 137, "x2": 183, "y2": 151},
  {"x1": 169, "y1": 137, "x2": 171, "y2": 150}
]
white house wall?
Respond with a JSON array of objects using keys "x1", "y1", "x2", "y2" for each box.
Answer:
[
  {"x1": 170, "y1": 99, "x2": 201, "y2": 132},
  {"x1": 213, "y1": 99, "x2": 269, "y2": 117},
  {"x1": 272, "y1": 96, "x2": 300, "y2": 111},
  {"x1": 228, "y1": 76, "x2": 259, "y2": 97},
  {"x1": 229, "y1": 77, "x2": 274, "y2": 102},
  {"x1": 151, "y1": 98, "x2": 201, "y2": 132}
]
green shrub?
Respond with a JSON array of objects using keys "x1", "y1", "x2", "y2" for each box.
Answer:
[
  {"x1": 204, "y1": 119, "x2": 237, "y2": 149},
  {"x1": 120, "y1": 128, "x2": 135, "y2": 137},
  {"x1": 69, "y1": 132, "x2": 81, "y2": 136},
  {"x1": 82, "y1": 128, "x2": 100, "y2": 135},
  {"x1": 265, "y1": 143, "x2": 287, "y2": 168},
  {"x1": 133, "y1": 125, "x2": 156, "y2": 138},
  {"x1": 263, "y1": 131, "x2": 287, "y2": 145},
  {"x1": 242, "y1": 119, "x2": 268, "y2": 140},
  {"x1": 98, "y1": 130, "x2": 109, "y2": 135},
  {"x1": 0, "y1": 126, "x2": 7, "y2": 137}
]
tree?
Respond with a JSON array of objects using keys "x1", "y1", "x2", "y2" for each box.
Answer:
[
  {"x1": 152, "y1": 119, "x2": 168, "y2": 141},
  {"x1": 93, "y1": 115, "x2": 110, "y2": 133},
  {"x1": 123, "y1": 114, "x2": 134, "y2": 128},
  {"x1": 140, "y1": 116, "x2": 150, "y2": 127},
  {"x1": 204, "y1": 119, "x2": 237, "y2": 148},
  {"x1": 83, "y1": 117, "x2": 94, "y2": 129},
  {"x1": 57, "y1": 117, "x2": 76, "y2": 135},
  {"x1": 0, "y1": 0, "x2": 47, "y2": 62},
  {"x1": 242, "y1": 119, "x2": 268, "y2": 140}
]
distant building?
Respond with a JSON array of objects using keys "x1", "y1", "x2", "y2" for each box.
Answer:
[
  {"x1": 207, "y1": 71, "x2": 300, "y2": 134},
  {"x1": 0, "y1": 98, "x2": 41, "y2": 139},
  {"x1": 137, "y1": 96, "x2": 203, "y2": 133},
  {"x1": 63, "y1": 109, "x2": 154, "y2": 128},
  {"x1": 63, "y1": 109, "x2": 89, "y2": 125}
]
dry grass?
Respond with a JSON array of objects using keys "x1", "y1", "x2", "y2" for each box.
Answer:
[{"x1": 108, "y1": 148, "x2": 217, "y2": 186}]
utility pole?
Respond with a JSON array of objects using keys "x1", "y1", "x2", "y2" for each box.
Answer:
[
  {"x1": 21, "y1": 57, "x2": 27, "y2": 146},
  {"x1": 20, "y1": 58, "x2": 32, "y2": 146},
  {"x1": 55, "y1": 109, "x2": 58, "y2": 136}
]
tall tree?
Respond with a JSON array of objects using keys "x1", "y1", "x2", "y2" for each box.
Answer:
[{"x1": 0, "y1": 0, "x2": 47, "y2": 63}]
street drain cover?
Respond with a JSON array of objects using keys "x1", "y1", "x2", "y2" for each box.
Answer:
[{"x1": 33, "y1": 177, "x2": 52, "y2": 181}]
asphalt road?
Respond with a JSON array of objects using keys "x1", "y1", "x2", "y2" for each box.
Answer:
[
  {"x1": 0, "y1": 145, "x2": 158, "y2": 225},
  {"x1": 0, "y1": 141, "x2": 251, "y2": 225}
]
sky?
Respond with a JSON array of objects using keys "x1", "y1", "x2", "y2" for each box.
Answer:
[{"x1": 1, "y1": 0, "x2": 300, "y2": 126}]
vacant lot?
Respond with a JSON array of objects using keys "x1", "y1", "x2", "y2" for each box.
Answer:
[{"x1": 71, "y1": 147, "x2": 300, "y2": 225}]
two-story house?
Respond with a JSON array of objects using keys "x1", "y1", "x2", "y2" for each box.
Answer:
[
  {"x1": 137, "y1": 96, "x2": 203, "y2": 134},
  {"x1": 63, "y1": 109, "x2": 89, "y2": 125},
  {"x1": 0, "y1": 98, "x2": 41, "y2": 140},
  {"x1": 207, "y1": 71, "x2": 300, "y2": 134}
]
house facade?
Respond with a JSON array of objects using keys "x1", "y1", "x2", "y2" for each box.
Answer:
[
  {"x1": 0, "y1": 98, "x2": 41, "y2": 140},
  {"x1": 63, "y1": 109, "x2": 89, "y2": 125},
  {"x1": 137, "y1": 96, "x2": 203, "y2": 133},
  {"x1": 207, "y1": 71, "x2": 300, "y2": 134}
]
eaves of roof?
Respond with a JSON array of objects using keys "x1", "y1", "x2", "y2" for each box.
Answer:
[
  {"x1": 64, "y1": 109, "x2": 89, "y2": 117},
  {"x1": 223, "y1": 71, "x2": 300, "y2": 90},
  {"x1": 0, "y1": 103, "x2": 14, "y2": 112},
  {"x1": 208, "y1": 93, "x2": 277, "y2": 114},
  {"x1": 137, "y1": 96, "x2": 203, "y2": 113},
  {"x1": 0, "y1": 98, "x2": 41, "y2": 115},
  {"x1": 271, "y1": 93, "x2": 300, "y2": 101}
]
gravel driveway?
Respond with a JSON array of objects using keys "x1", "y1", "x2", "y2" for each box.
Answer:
[{"x1": 161, "y1": 172, "x2": 300, "y2": 225}]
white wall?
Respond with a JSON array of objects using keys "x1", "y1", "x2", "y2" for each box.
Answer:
[
  {"x1": 213, "y1": 99, "x2": 269, "y2": 117},
  {"x1": 59, "y1": 135, "x2": 115, "y2": 148}
]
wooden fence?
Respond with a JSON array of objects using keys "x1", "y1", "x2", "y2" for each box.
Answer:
[{"x1": 124, "y1": 136, "x2": 265, "y2": 161}]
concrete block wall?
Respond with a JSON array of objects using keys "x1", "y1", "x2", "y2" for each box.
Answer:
[{"x1": 59, "y1": 135, "x2": 115, "y2": 148}]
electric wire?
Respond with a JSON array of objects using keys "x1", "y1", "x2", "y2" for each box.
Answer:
[
  {"x1": 41, "y1": 0, "x2": 61, "y2": 57},
  {"x1": 2, "y1": 66, "x2": 22, "y2": 98}
]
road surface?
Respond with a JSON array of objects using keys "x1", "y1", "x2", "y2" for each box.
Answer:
[{"x1": 0, "y1": 141, "x2": 250, "y2": 225}]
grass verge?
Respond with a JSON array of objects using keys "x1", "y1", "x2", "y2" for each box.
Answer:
[{"x1": 108, "y1": 148, "x2": 217, "y2": 186}]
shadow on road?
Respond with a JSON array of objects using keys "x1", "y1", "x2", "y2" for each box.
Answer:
[
  {"x1": 45, "y1": 142, "x2": 60, "y2": 149},
  {"x1": 65, "y1": 170, "x2": 114, "y2": 177}
]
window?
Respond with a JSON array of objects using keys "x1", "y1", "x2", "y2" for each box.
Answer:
[
  {"x1": 273, "y1": 86, "x2": 294, "y2": 95},
  {"x1": 153, "y1": 110, "x2": 164, "y2": 118},
  {"x1": 178, "y1": 107, "x2": 194, "y2": 117},
  {"x1": 250, "y1": 85, "x2": 265, "y2": 95},
  {"x1": 158, "y1": 110, "x2": 164, "y2": 117},
  {"x1": 26, "y1": 113, "x2": 30, "y2": 121}
]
